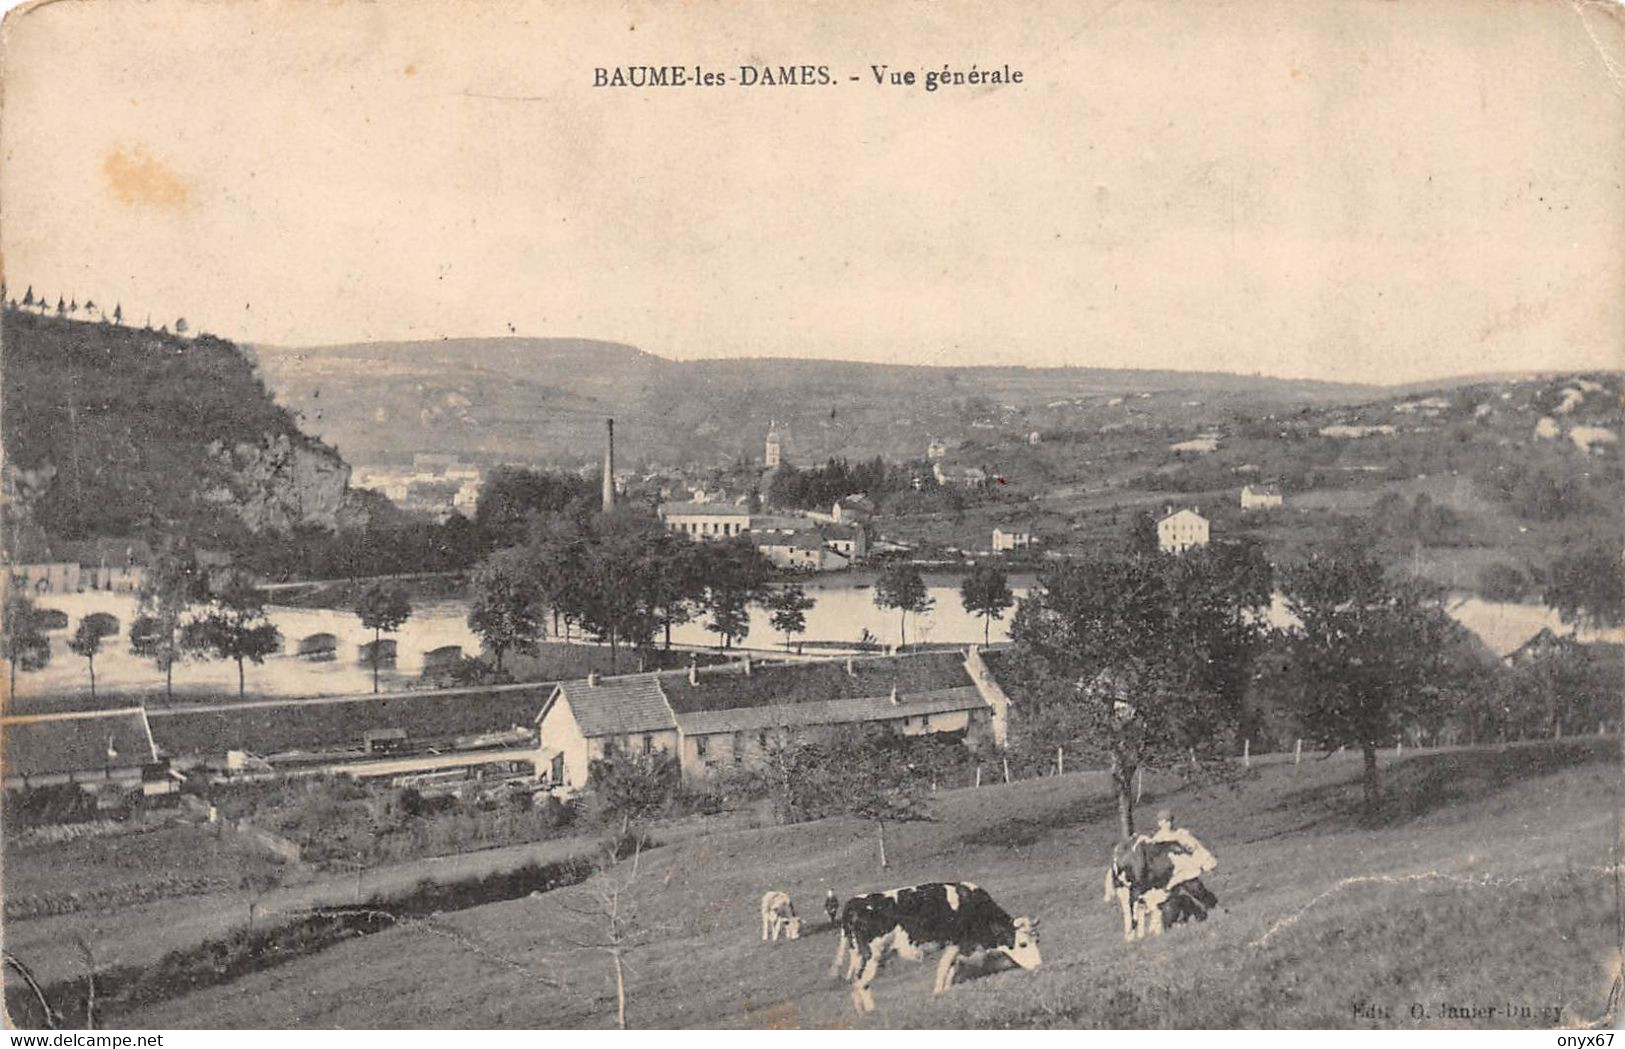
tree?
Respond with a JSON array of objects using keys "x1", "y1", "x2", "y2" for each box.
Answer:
[
  {"x1": 112, "y1": 303, "x2": 122, "y2": 325},
  {"x1": 174, "y1": 317, "x2": 189, "y2": 335},
  {"x1": 587, "y1": 748, "x2": 679, "y2": 835},
  {"x1": 762, "y1": 727, "x2": 930, "y2": 869},
  {"x1": 573, "y1": 512, "x2": 664, "y2": 672},
  {"x1": 1007, "y1": 551, "x2": 1263, "y2": 837},
  {"x1": 873, "y1": 563, "x2": 934, "y2": 650},
  {"x1": 55, "y1": 296, "x2": 65, "y2": 317},
  {"x1": 1278, "y1": 547, "x2": 1464, "y2": 813},
  {"x1": 68, "y1": 620, "x2": 103, "y2": 699},
  {"x1": 182, "y1": 576, "x2": 284, "y2": 699},
  {"x1": 3, "y1": 591, "x2": 52, "y2": 696},
  {"x1": 643, "y1": 532, "x2": 706, "y2": 650},
  {"x1": 1543, "y1": 544, "x2": 1625, "y2": 633},
  {"x1": 131, "y1": 549, "x2": 206, "y2": 699},
  {"x1": 959, "y1": 565, "x2": 1014, "y2": 645},
  {"x1": 355, "y1": 582, "x2": 413, "y2": 693},
  {"x1": 764, "y1": 584, "x2": 816, "y2": 651},
  {"x1": 696, "y1": 539, "x2": 771, "y2": 649},
  {"x1": 20, "y1": 285, "x2": 33, "y2": 308},
  {"x1": 466, "y1": 549, "x2": 545, "y2": 672}
]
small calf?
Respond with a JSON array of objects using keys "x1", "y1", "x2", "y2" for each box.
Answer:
[{"x1": 760, "y1": 890, "x2": 802, "y2": 942}]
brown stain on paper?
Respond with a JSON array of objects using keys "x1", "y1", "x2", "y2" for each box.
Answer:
[{"x1": 101, "y1": 145, "x2": 190, "y2": 211}]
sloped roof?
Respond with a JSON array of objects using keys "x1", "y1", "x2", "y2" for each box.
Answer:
[
  {"x1": 549, "y1": 674, "x2": 675, "y2": 737},
  {"x1": 661, "y1": 501, "x2": 751, "y2": 517},
  {"x1": 659, "y1": 651, "x2": 973, "y2": 715},
  {"x1": 676, "y1": 686, "x2": 987, "y2": 736},
  {"x1": 2, "y1": 708, "x2": 159, "y2": 778}
]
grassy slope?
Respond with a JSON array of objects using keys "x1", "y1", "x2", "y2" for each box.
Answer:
[{"x1": 122, "y1": 740, "x2": 1620, "y2": 1030}]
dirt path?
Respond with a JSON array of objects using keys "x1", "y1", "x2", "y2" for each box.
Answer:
[{"x1": 3, "y1": 809, "x2": 753, "y2": 987}]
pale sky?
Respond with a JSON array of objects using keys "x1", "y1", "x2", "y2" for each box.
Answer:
[{"x1": 2, "y1": 0, "x2": 1622, "y2": 383}]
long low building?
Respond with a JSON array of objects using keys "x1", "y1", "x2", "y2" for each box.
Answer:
[
  {"x1": 536, "y1": 650, "x2": 1009, "y2": 788},
  {"x1": 1, "y1": 706, "x2": 180, "y2": 796}
]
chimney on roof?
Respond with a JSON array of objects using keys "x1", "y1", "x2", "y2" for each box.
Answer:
[
  {"x1": 602, "y1": 418, "x2": 616, "y2": 513},
  {"x1": 587, "y1": 671, "x2": 599, "y2": 687},
  {"x1": 889, "y1": 684, "x2": 900, "y2": 705},
  {"x1": 688, "y1": 662, "x2": 699, "y2": 686}
]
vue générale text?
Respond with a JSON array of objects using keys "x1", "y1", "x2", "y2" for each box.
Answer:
[{"x1": 591, "y1": 64, "x2": 1025, "y2": 91}]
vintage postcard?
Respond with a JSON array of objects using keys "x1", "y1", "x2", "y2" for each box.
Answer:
[{"x1": 0, "y1": 0, "x2": 1621, "y2": 1033}]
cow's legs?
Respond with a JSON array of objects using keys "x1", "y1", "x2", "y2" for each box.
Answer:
[
  {"x1": 1141, "y1": 889, "x2": 1168, "y2": 937},
  {"x1": 1115, "y1": 887, "x2": 1136, "y2": 942},
  {"x1": 851, "y1": 946, "x2": 882, "y2": 1014},
  {"x1": 830, "y1": 931, "x2": 849, "y2": 978},
  {"x1": 762, "y1": 911, "x2": 771, "y2": 941},
  {"x1": 933, "y1": 945, "x2": 961, "y2": 994}
]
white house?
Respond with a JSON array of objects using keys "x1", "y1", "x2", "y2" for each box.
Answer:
[
  {"x1": 1240, "y1": 483, "x2": 1283, "y2": 511},
  {"x1": 534, "y1": 653, "x2": 1008, "y2": 787},
  {"x1": 1156, "y1": 508, "x2": 1210, "y2": 554},
  {"x1": 533, "y1": 674, "x2": 678, "y2": 790},
  {"x1": 992, "y1": 526, "x2": 1032, "y2": 553}
]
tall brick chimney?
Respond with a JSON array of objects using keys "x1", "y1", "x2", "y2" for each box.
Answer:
[{"x1": 603, "y1": 418, "x2": 615, "y2": 513}]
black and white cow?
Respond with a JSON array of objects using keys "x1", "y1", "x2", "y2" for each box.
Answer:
[
  {"x1": 830, "y1": 882, "x2": 1041, "y2": 1013},
  {"x1": 1104, "y1": 838, "x2": 1216, "y2": 941}
]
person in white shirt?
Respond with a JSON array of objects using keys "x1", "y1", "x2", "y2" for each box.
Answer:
[{"x1": 1148, "y1": 808, "x2": 1217, "y2": 908}]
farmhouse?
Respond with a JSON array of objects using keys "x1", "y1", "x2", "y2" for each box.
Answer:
[
  {"x1": 1240, "y1": 483, "x2": 1283, "y2": 511},
  {"x1": 659, "y1": 652, "x2": 997, "y2": 783},
  {"x1": 1156, "y1": 507, "x2": 1210, "y2": 554},
  {"x1": 1, "y1": 707, "x2": 179, "y2": 797},
  {"x1": 533, "y1": 652, "x2": 1007, "y2": 787},
  {"x1": 534, "y1": 673, "x2": 678, "y2": 790}
]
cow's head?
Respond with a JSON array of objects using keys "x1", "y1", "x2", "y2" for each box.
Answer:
[
  {"x1": 1001, "y1": 916, "x2": 1042, "y2": 970},
  {"x1": 783, "y1": 916, "x2": 802, "y2": 940}
]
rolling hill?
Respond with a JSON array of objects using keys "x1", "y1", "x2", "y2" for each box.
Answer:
[
  {"x1": 250, "y1": 337, "x2": 1380, "y2": 469},
  {"x1": 103, "y1": 739, "x2": 1621, "y2": 1029}
]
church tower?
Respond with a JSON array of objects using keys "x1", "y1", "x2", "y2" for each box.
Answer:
[{"x1": 764, "y1": 424, "x2": 782, "y2": 468}]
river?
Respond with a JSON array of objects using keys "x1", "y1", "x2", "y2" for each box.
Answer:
[{"x1": 11, "y1": 575, "x2": 1618, "y2": 701}]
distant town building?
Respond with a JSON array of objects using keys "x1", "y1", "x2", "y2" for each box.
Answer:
[
  {"x1": 926, "y1": 437, "x2": 948, "y2": 460},
  {"x1": 765, "y1": 425, "x2": 782, "y2": 468},
  {"x1": 933, "y1": 462, "x2": 987, "y2": 486},
  {"x1": 8, "y1": 562, "x2": 82, "y2": 595},
  {"x1": 659, "y1": 501, "x2": 753, "y2": 539},
  {"x1": 1157, "y1": 507, "x2": 1210, "y2": 554},
  {"x1": 992, "y1": 526, "x2": 1032, "y2": 553},
  {"x1": 1240, "y1": 483, "x2": 1284, "y2": 511},
  {"x1": 756, "y1": 531, "x2": 849, "y2": 572}
]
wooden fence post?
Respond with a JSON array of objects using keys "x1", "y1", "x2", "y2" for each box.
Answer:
[
  {"x1": 1294, "y1": 739, "x2": 1302, "y2": 765},
  {"x1": 1135, "y1": 766, "x2": 1144, "y2": 804},
  {"x1": 1002, "y1": 757, "x2": 1010, "y2": 785},
  {"x1": 1242, "y1": 739, "x2": 1250, "y2": 768},
  {"x1": 975, "y1": 765, "x2": 982, "y2": 789},
  {"x1": 1396, "y1": 739, "x2": 1403, "y2": 756},
  {"x1": 1057, "y1": 746, "x2": 1065, "y2": 776}
]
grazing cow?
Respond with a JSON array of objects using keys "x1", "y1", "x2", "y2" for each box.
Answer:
[
  {"x1": 760, "y1": 890, "x2": 802, "y2": 941},
  {"x1": 831, "y1": 882, "x2": 1041, "y2": 1013},
  {"x1": 1104, "y1": 837, "x2": 1217, "y2": 941}
]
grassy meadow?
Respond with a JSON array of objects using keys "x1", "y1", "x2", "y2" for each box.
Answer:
[{"x1": 112, "y1": 738, "x2": 1620, "y2": 1030}]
